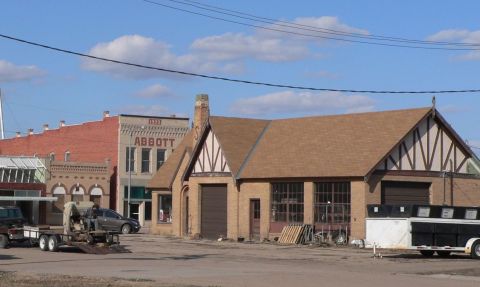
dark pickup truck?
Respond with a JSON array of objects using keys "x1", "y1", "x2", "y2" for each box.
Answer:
[{"x1": 0, "y1": 206, "x2": 26, "y2": 248}]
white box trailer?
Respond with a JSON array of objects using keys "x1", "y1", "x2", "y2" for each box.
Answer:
[{"x1": 365, "y1": 205, "x2": 480, "y2": 258}]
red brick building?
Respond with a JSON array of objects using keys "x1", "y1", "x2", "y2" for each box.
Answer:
[{"x1": 0, "y1": 112, "x2": 190, "y2": 225}]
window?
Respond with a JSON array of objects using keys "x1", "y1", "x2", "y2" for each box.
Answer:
[
  {"x1": 141, "y1": 148, "x2": 151, "y2": 173},
  {"x1": 125, "y1": 147, "x2": 135, "y2": 172},
  {"x1": 157, "y1": 194, "x2": 172, "y2": 223},
  {"x1": 105, "y1": 210, "x2": 119, "y2": 219},
  {"x1": 314, "y1": 182, "x2": 350, "y2": 226},
  {"x1": 156, "y1": 149, "x2": 166, "y2": 170},
  {"x1": 89, "y1": 195, "x2": 101, "y2": 206},
  {"x1": 271, "y1": 182, "x2": 304, "y2": 224},
  {"x1": 64, "y1": 151, "x2": 70, "y2": 162}
]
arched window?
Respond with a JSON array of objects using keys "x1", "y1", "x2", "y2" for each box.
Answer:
[
  {"x1": 90, "y1": 186, "x2": 103, "y2": 206},
  {"x1": 64, "y1": 151, "x2": 70, "y2": 162},
  {"x1": 71, "y1": 184, "x2": 85, "y2": 203}
]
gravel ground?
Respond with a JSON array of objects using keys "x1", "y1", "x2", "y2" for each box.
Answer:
[{"x1": 1, "y1": 234, "x2": 480, "y2": 287}]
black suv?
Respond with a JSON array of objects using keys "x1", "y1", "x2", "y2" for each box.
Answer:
[
  {"x1": 0, "y1": 206, "x2": 26, "y2": 248},
  {"x1": 88, "y1": 208, "x2": 141, "y2": 234}
]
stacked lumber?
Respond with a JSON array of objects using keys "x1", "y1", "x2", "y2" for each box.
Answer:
[{"x1": 278, "y1": 224, "x2": 313, "y2": 244}]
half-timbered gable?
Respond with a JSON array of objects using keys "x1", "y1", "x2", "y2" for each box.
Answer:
[
  {"x1": 376, "y1": 114, "x2": 472, "y2": 173},
  {"x1": 192, "y1": 129, "x2": 231, "y2": 175}
]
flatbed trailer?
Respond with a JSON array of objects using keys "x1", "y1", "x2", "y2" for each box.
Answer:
[
  {"x1": 23, "y1": 225, "x2": 119, "y2": 253},
  {"x1": 365, "y1": 204, "x2": 480, "y2": 258}
]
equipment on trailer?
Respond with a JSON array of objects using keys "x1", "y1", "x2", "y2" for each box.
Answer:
[
  {"x1": 23, "y1": 201, "x2": 119, "y2": 253},
  {"x1": 365, "y1": 204, "x2": 480, "y2": 259}
]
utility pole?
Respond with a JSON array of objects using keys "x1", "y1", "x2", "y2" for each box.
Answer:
[
  {"x1": 0, "y1": 88, "x2": 5, "y2": 139},
  {"x1": 127, "y1": 130, "x2": 132, "y2": 218}
]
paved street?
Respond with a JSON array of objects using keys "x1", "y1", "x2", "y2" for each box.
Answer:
[{"x1": 1, "y1": 234, "x2": 480, "y2": 287}]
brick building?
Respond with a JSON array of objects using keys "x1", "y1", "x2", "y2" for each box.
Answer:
[
  {"x1": 148, "y1": 99, "x2": 480, "y2": 240},
  {"x1": 0, "y1": 112, "x2": 189, "y2": 225}
]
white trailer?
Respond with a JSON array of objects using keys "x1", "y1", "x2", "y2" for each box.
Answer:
[{"x1": 365, "y1": 205, "x2": 480, "y2": 258}]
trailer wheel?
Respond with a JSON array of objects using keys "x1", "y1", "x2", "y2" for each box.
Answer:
[
  {"x1": 48, "y1": 236, "x2": 59, "y2": 252},
  {"x1": 471, "y1": 240, "x2": 480, "y2": 259},
  {"x1": 39, "y1": 235, "x2": 49, "y2": 251},
  {"x1": 437, "y1": 251, "x2": 451, "y2": 257},
  {"x1": 0, "y1": 234, "x2": 9, "y2": 249},
  {"x1": 420, "y1": 250, "x2": 434, "y2": 257}
]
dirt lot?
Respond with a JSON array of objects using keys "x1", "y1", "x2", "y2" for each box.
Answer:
[{"x1": 1, "y1": 234, "x2": 480, "y2": 287}]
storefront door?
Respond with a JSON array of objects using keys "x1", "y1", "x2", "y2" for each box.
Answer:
[
  {"x1": 129, "y1": 203, "x2": 140, "y2": 220},
  {"x1": 250, "y1": 199, "x2": 261, "y2": 240}
]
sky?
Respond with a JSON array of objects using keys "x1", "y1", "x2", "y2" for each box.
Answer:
[{"x1": 0, "y1": 0, "x2": 479, "y2": 154}]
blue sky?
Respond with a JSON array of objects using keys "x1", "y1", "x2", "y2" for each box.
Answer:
[{"x1": 0, "y1": 0, "x2": 479, "y2": 153}]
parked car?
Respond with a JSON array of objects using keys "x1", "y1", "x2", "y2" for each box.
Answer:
[
  {"x1": 0, "y1": 206, "x2": 26, "y2": 248},
  {"x1": 87, "y1": 207, "x2": 141, "y2": 234}
]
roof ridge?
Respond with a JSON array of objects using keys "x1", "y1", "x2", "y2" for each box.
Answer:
[{"x1": 235, "y1": 120, "x2": 272, "y2": 180}]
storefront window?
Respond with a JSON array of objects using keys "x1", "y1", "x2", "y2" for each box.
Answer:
[
  {"x1": 157, "y1": 194, "x2": 172, "y2": 223},
  {"x1": 141, "y1": 148, "x2": 151, "y2": 173},
  {"x1": 314, "y1": 182, "x2": 350, "y2": 227},
  {"x1": 271, "y1": 182, "x2": 304, "y2": 224}
]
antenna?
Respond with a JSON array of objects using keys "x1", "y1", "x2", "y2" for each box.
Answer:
[
  {"x1": 0, "y1": 89, "x2": 5, "y2": 139},
  {"x1": 432, "y1": 96, "x2": 436, "y2": 118}
]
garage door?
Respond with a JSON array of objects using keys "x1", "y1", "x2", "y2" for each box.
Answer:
[
  {"x1": 381, "y1": 181, "x2": 430, "y2": 205},
  {"x1": 201, "y1": 184, "x2": 227, "y2": 239}
]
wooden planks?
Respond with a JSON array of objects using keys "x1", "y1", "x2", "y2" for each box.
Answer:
[{"x1": 278, "y1": 224, "x2": 313, "y2": 244}]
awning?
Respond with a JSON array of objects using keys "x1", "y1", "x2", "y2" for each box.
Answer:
[{"x1": 0, "y1": 196, "x2": 57, "y2": 202}]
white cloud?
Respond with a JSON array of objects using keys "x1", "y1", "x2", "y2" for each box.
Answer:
[
  {"x1": 0, "y1": 60, "x2": 46, "y2": 83},
  {"x1": 427, "y1": 29, "x2": 480, "y2": 60},
  {"x1": 82, "y1": 35, "x2": 242, "y2": 79},
  {"x1": 191, "y1": 16, "x2": 368, "y2": 63},
  {"x1": 259, "y1": 16, "x2": 369, "y2": 42},
  {"x1": 191, "y1": 32, "x2": 308, "y2": 62},
  {"x1": 230, "y1": 90, "x2": 374, "y2": 115},
  {"x1": 134, "y1": 84, "x2": 174, "y2": 98}
]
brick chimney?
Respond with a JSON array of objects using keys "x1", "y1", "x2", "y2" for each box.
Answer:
[
  {"x1": 193, "y1": 94, "x2": 209, "y2": 145},
  {"x1": 15, "y1": 131, "x2": 21, "y2": 138},
  {"x1": 103, "y1": 111, "x2": 110, "y2": 118},
  {"x1": 43, "y1": 124, "x2": 49, "y2": 131},
  {"x1": 28, "y1": 128, "x2": 34, "y2": 135},
  {"x1": 59, "y1": 120, "x2": 66, "y2": 127}
]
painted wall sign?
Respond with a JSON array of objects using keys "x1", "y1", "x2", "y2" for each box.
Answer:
[{"x1": 134, "y1": 137, "x2": 175, "y2": 147}]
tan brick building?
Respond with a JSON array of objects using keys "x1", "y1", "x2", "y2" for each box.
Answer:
[{"x1": 148, "y1": 98, "x2": 480, "y2": 240}]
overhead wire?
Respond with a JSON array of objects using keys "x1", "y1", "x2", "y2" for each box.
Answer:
[
  {"x1": 141, "y1": 0, "x2": 480, "y2": 50},
  {"x1": 2, "y1": 33, "x2": 480, "y2": 94},
  {"x1": 163, "y1": 0, "x2": 480, "y2": 47}
]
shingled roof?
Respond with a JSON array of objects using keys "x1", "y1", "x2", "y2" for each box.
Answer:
[
  {"x1": 238, "y1": 107, "x2": 432, "y2": 179},
  {"x1": 147, "y1": 130, "x2": 193, "y2": 190},
  {"x1": 184, "y1": 107, "x2": 444, "y2": 181}
]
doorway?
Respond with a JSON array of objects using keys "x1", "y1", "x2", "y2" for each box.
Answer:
[
  {"x1": 250, "y1": 199, "x2": 260, "y2": 240},
  {"x1": 129, "y1": 203, "x2": 140, "y2": 220}
]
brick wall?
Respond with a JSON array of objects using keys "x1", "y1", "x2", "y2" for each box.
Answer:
[{"x1": 0, "y1": 116, "x2": 119, "y2": 208}]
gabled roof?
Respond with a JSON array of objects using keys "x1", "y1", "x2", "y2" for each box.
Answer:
[
  {"x1": 209, "y1": 116, "x2": 270, "y2": 176},
  {"x1": 239, "y1": 107, "x2": 433, "y2": 179},
  {"x1": 147, "y1": 130, "x2": 193, "y2": 190}
]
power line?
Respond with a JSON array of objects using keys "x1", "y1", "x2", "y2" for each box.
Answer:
[
  {"x1": 2, "y1": 33, "x2": 480, "y2": 94},
  {"x1": 163, "y1": 0, "x2": 480, "y2": 47},
  {"x1": 141, "y1": 0, "x2": 480, "y2": 51}
]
